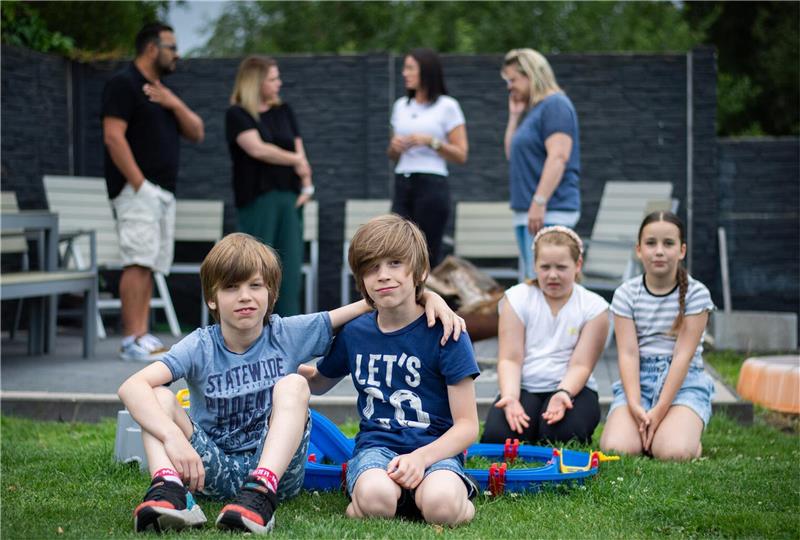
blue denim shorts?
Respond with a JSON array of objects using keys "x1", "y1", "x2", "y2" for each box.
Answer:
[
  {"x1": 189, "y1": 414, "x2": 311, "y2": 501},
  {"x1": 608, "y1": 356, "x2": 715, "y2": 426},
  {"x1": 346, "y1": 446, "x2": 477, "y2": 500}
]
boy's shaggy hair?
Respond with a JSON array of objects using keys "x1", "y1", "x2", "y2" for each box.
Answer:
[
  {"x1": 200, "y1": 232, "x2": 282, "y2": 322},
  {"x1": 348, "y1": 214, "x2": 430, "y2": 308}
]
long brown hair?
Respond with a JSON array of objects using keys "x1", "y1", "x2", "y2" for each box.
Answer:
[{"x1": 638, "y1": 211, "x2": 687, "y2": 335}]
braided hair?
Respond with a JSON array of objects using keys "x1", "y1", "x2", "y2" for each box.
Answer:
[{"x1": 638, "y1": 211, "x2": 687, "y2": 335}]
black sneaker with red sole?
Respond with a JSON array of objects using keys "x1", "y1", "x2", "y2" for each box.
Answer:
[
  {"x1": 216, "y1": 476, "x2": 278, "y2": 534},
  {"x1": 134, "y1": 477, "x2": 207, "y2": 533}
]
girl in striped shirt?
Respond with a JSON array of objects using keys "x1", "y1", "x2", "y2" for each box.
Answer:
[{"x1": 600, "y1": 211, "x2": 715, "y2": 460}]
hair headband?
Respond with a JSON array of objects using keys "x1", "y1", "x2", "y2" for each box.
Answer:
[{"x1": 533, "y1": 225, "x2": 584, "y2": 255}]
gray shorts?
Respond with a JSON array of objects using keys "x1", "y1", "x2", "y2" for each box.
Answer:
[
  {"x1": 111, "y1": 180, "x2": 175, "y2": 275},
  {"x1": 189, "y1": 415, "x2": 311, "y2": 501},
  {"x1": 608, "y1": 355, "x2": 715, "y2": 426}
]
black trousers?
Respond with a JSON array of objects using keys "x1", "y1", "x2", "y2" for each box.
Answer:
[
  {"x1": 480, "y1": 387, "x2": 601, "y2": 446},
  {"x1": 391, "y1": 173, "x2": 450, "y2": 267}
]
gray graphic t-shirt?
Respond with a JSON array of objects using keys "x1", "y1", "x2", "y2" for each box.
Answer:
[{"x1": 161, "y1": 312, "x2": 333, "y2": 453}]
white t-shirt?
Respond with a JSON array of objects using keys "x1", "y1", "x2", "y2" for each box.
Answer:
[
  {"x1": 390, "y1": 95, "x2": 465, "y2": 176},
  {"x1": 611, "y1": 274, "x2": 715, "y2": 368},
  {"x1": 502, "y1": 282, "x2": 609, "y2": 393}
]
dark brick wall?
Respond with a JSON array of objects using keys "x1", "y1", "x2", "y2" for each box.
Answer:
[
  {"x1": 718, "y1": 138, "x2": 800, "y2": 316},
  {"x1": 1, "y1": 46, "x2": 71, "y2": 208},
  {"x1": 4, "y1": 45, "x2": 796, "y2": 329}
]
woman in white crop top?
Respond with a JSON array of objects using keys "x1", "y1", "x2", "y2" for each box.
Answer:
[{"x1": 388, "y1": 48, "x2": 468, "y2": 266}]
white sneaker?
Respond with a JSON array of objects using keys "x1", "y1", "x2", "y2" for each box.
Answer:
[
  {"x1": 120, "y1": 338, "x2": 166, "y2": 362},
  {"x1": 138, "y1": 333, "x2": 169, "y2": 354}
]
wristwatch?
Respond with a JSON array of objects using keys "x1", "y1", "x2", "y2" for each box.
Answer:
[
  {"x1": 300, "y1": 185, "x2": 315, "y2": 196},
  {"x1": 429, "y1": 137, "x2": 443, "y2": 151},
  {"x1": 533, "y1": 194, "x2": 548, "y2": 206}
]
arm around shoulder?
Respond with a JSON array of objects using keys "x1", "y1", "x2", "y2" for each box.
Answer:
[
  {"x1": 298, "y1": 363, "x2": 343, "y2": 395},
  {"x1": 328, "y1": 299, "x2": 371, "y2": 329}
]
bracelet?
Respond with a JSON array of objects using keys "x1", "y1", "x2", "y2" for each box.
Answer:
[
  {"x1": 300, "y1": 185, "x2": 315, "y2": 196},
  {"x1": 553, "y1": 388, "x2": 574, "y2": 401}
]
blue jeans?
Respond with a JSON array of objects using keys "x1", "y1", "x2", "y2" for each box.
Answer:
[
  {"x1": 345, "y1": 446, "x2": 477, "y2": 499},
  {"x1": 608, "y1": 355, "x2": 715, "y2": 426}
]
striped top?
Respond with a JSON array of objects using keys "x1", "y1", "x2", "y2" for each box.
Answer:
[{"x1": 611, "y1": 274, "x2": 715, "y2": 368}]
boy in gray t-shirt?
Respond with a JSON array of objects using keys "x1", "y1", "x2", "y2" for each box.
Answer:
[{"x1": 118, "y1": 232, "x2": 462, "y2": 535}]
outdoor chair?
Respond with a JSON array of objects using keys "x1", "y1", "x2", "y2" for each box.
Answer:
[
  {"x1": 581, "y1": 181, "x2": 675, "y2": 293},
  {"x1": 1, "y1": 191, "x2": 98, "y2": 358},
  {"x1": 171, "y1": 199, "x2": 225, "y2": 327},
  {"x1": 453, "y1": 201, "x2": 524, "y2": 283},
  {"x1": 43, "y1": 175, "x2": 224, "y2": 337},
  {"x1": 2, "y1": 192, "x2": 30, "y2": 339},
  {"x1": 340, "y1": 199, "x2": 391, "y2": 305}
]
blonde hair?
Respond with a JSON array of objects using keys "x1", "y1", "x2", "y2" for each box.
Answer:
[
  {"x1": 229, "y1": 55, "x2": 281, "y2": 120},
  {"x1": 348, "y1": 214, "x2": 430, "y2": 308},
  {"x1": 527, "y1": 227, "x2": 583, "y2": 287},
  {"x1": 503, "y1": 48, "x2": 562, "y2": 108},
  {"x1": 200, "y1": 233, "x2": 282, "y2": 322}
]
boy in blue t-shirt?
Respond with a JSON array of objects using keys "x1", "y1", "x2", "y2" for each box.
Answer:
[
  {"x1": 118, "y1": 232, "x2": 463, "y2": 534},
  {"x1": 302, "y1": 215, "x2": 480, "y2": 527}
]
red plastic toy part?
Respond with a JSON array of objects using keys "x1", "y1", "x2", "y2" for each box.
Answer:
[
  {"x1": 488, "y1": 463, "x2": 507, "y2": 496},
  {"x1": 504, "y1": 438, "x2": 520, "y2": 464}
]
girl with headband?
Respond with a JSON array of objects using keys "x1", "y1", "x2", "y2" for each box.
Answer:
[{"x1": 481, "y1": 226, "x2": 610, "y2": 445}]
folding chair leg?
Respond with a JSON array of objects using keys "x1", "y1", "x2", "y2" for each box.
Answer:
[
  {"x1": 84, "y1": 284, "x2": 97, "y2": 359},
  {"x1": 340, "y1": 271, "x2": 349, "y2": 307},
  {"x1": 304, "y1": 271, "x2": 312, "y2": 314},
  {"x1": 96, "y1": 311, "x2": 107, "y2": 340},
  {"x1": 11, "y1": 299, "x2": 23, "y2": 340},
  {"x1": 46, "y1": 294, "x2": 58, "y2": 354},
  {"x1": 153, "y1": 272, "x2": 181, "y2": 337}
]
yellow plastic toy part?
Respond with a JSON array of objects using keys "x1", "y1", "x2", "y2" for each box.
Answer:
[
  {"x1": 175, "y1": 389, "x2": 191, "y2": 408},
  {"x1": 553, "y1": 449, "x2": 620, "y2": 473}
]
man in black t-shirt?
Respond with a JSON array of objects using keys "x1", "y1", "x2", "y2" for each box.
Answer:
[{"x1": 102, "y1": 22, "x2": 204, "y2": 362}]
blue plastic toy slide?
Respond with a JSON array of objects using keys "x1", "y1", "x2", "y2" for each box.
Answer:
[{"x1": 303, "y1": 410, "x2": 618, "y2": 496}]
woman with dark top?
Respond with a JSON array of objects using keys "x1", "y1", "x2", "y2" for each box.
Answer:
[
  {"x1": 388, "y1": 48, "x2": 468, "y2": 267},
  {"x1": 502, "y1": 48, "x2": 581, "y2": 279},
  {"x1": 226, "y1": 55, "x2": 313, "y2": 316}
]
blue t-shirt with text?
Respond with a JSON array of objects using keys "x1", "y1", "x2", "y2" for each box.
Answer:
[
  {"x1": 317, "y1": 312, "x2": 479, "y2": 458},
  {"x1": 161, "y1": 312, "x2": 333, "y2": 453},
  {"x1": 509, "y1": 92, "x2": 581, "y2": 212}
]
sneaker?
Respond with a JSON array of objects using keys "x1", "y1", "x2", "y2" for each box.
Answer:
[
  {"x1": 120, "y1": 338, "x2": 166, "y2": 362},
  {"x1": 134, "y1": 477, "x2": 207, "y2": 533},
  {"x1": 138, "y1": 333, "x2": 169, "y2": 354},
  {"x1": 216, "y1": 476, "x2": 278, "y2": 534}
]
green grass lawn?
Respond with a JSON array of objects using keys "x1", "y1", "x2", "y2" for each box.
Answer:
[
  {"x1": 2, "y1": 411, "x2": 798, "y2": 539},
  {"x1": 2, "y1": 350, "x2": 798, "y2": 538}
]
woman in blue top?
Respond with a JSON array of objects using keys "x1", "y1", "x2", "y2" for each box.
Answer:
[{"x1": 502, "y1": 49, "x2": 581, "y2": 278}]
